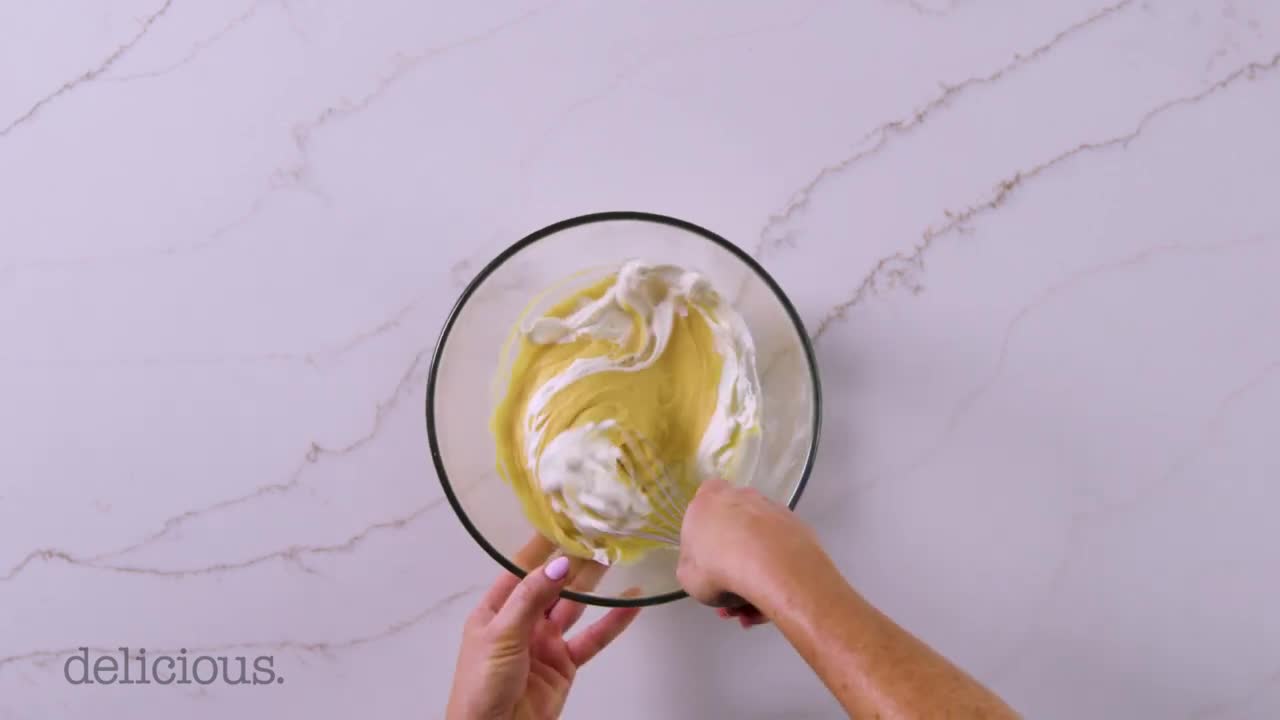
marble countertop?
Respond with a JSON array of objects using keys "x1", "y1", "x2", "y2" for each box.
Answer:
[{"x1": 4, "y1": 1, "x2": 1279, "y2": 717}]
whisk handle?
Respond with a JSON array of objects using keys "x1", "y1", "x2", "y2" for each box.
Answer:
[{"x1": 707, "y1": 591, "x2": 748, "y2": 609}]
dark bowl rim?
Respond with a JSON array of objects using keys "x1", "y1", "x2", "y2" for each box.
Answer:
[{"x1": 425, "y1": 210, "x2": 823, "y2": 608}]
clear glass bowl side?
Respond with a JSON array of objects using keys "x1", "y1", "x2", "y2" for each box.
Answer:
[{"x1": 429, "y1": 214, "x2": 819, "y2": 605}]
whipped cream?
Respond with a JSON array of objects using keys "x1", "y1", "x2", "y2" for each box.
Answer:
[
  {"x1": 536, "y1": 421, "x2": 654, "y2": 564},
  {"x1": 518, "y1": 260, "x2": 762, "y2": 563}
]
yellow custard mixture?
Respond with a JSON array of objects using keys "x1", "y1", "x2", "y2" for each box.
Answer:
[{"x1": 491, "y1": 261, "x2": 761, "y2": 564}]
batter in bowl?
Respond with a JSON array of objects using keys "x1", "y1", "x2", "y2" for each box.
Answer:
[{"x1": 491, "y1": 260, "x2": 762, "y2": 565}]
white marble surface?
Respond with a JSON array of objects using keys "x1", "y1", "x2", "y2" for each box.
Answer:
[{"x1": 3, "y1": 1, "x2": 1280, "y2": 717}]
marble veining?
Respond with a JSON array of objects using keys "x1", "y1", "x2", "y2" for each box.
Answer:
[{"x1": 3, "y1": 1, "x2": 1279, "y2": 717}]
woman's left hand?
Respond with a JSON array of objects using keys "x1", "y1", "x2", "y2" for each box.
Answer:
[{"x1": 446, "y1": 537, "x2": 640, "y2": 720}]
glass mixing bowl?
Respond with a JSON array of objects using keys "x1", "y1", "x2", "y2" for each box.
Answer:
[{"x1": 426, "y1": 211, "x2": 821, "y2": 606}]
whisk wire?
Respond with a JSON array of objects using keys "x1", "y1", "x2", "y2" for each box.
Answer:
[{"x1": 612, "y1": 427, "x2": 696, "y2": 548}]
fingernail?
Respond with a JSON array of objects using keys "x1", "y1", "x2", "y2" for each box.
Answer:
[{"x1": 544, "y1": 556, "x2": 570, "y2": 581}]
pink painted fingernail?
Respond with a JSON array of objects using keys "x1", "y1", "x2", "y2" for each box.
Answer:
[{"x1": 544, "y1": 556, "x2": 570, "y2": 581}]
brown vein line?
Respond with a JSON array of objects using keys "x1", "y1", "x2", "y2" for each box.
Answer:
[
  {"x1": 91, "y1": 346, "x2": 434, "y2": 562},
  {"x1": 1, "y1": 499, "x2": 445, "y2": 582},
  {"x1": 284, "y1": 2, "x2": 555, "y2": 188},
  {"x1": 987, "y1": 359, "x2": 1280, "y2": 682},
  {"x1": 16, "y1": 177, "x2": 276, "y2": 273},
  {"x1": 0, "y1": 261, "x2": 451, "y2": 369},
  {"x1": 921, "y1": 236, "x2": 1272, "y2": 479},
  {"x1": 753, "y1": 0, "x2": 1136, "y2": 258},
  {"x1": 809, "y1": 51, "x2": 1280, "y2": 343},
  {"x1": 1080, "y1": 359, "x2": 1280, "y2": 527},
  {"x1": 0, "y1": 550, "x2": 78, "y2": 583},
  {"x1": 166, "y1": 288, "x2": 427, "y2": 368},
  {"x1": 0, "y1": 585, "x2": 481, "y2": 672},
  {"x1": 522, "y1": 0, "x2": 833, "y2": 170},
  {"x1": 10, "y1": 3, "x2": 552, "y2": 272},
  {"x1": 0, "y1": 345, "x2": 434, "y2": 584},
  {"x1": 0, "y1": 0, "x2": 176, "y2": 137},
  {"x1": 110, "y1": 0, "x2": 269, "y2": 82}
]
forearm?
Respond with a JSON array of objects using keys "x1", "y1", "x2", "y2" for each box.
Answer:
[{"x1": 747, "y1": 553, "x2": 1017, "y2": 718}]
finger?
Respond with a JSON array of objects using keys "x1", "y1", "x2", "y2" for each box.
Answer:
[
  {"x1": 548, "y1": 599, "x2": 585, "y2": 634},
  {"x1": 513, "y1": 535, "x2": 557, "y2": 568},
  {"x1": 697, "y1": 476, "x2": 730, "y2": 496},
  {"x1": 549, "y1": 560, "x2": 609, "y2": 633},
  {"x1": 479, "y1": 535, "x2": 557, "y2": 613},
  {"x1": 567, "y1": 606, "x2": 641, "y2": 667},
  {"x1": 709, "y1": 591, "x2": 748, "y2": 609},
  {"x1": 490, "y1": 556, "x2": 572, "y2": 638},
  {"x1": 716, "y1": 604, "x2": 767, "y2": 625},
  {"x1": 479, "y1": 573, "x2": 520, "y2": 617}
]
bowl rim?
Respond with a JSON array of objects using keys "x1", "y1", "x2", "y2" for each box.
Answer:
[{"x1": 425, "y1": 210, "x2": 823, "y2": 607}]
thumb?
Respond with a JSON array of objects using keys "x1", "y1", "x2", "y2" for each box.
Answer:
[
  {"x1": 697, "y1": 476, "x2": 730, "y2": 495},
  {"x1": 490, "y1": 556, "x2": 571, "y2": 639}
]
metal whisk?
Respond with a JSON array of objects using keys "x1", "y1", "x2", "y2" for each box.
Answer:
[
  {"x1": 621, "y1": 427, "x2": 749, "y2": 608},
  {"x1": 583, "y1": 426, "x2": 748, "y2": 608},
  {"x1": 591, "y1": 426, "x2": 695, "y2": 547}
]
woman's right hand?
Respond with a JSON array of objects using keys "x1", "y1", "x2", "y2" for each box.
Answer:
[
  {"x1": 677, "y1": 478, "x2": 828, "y2": 621},
  {"x1": 678, "y1": 482, "x2": 1021, "y2": 718}
]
